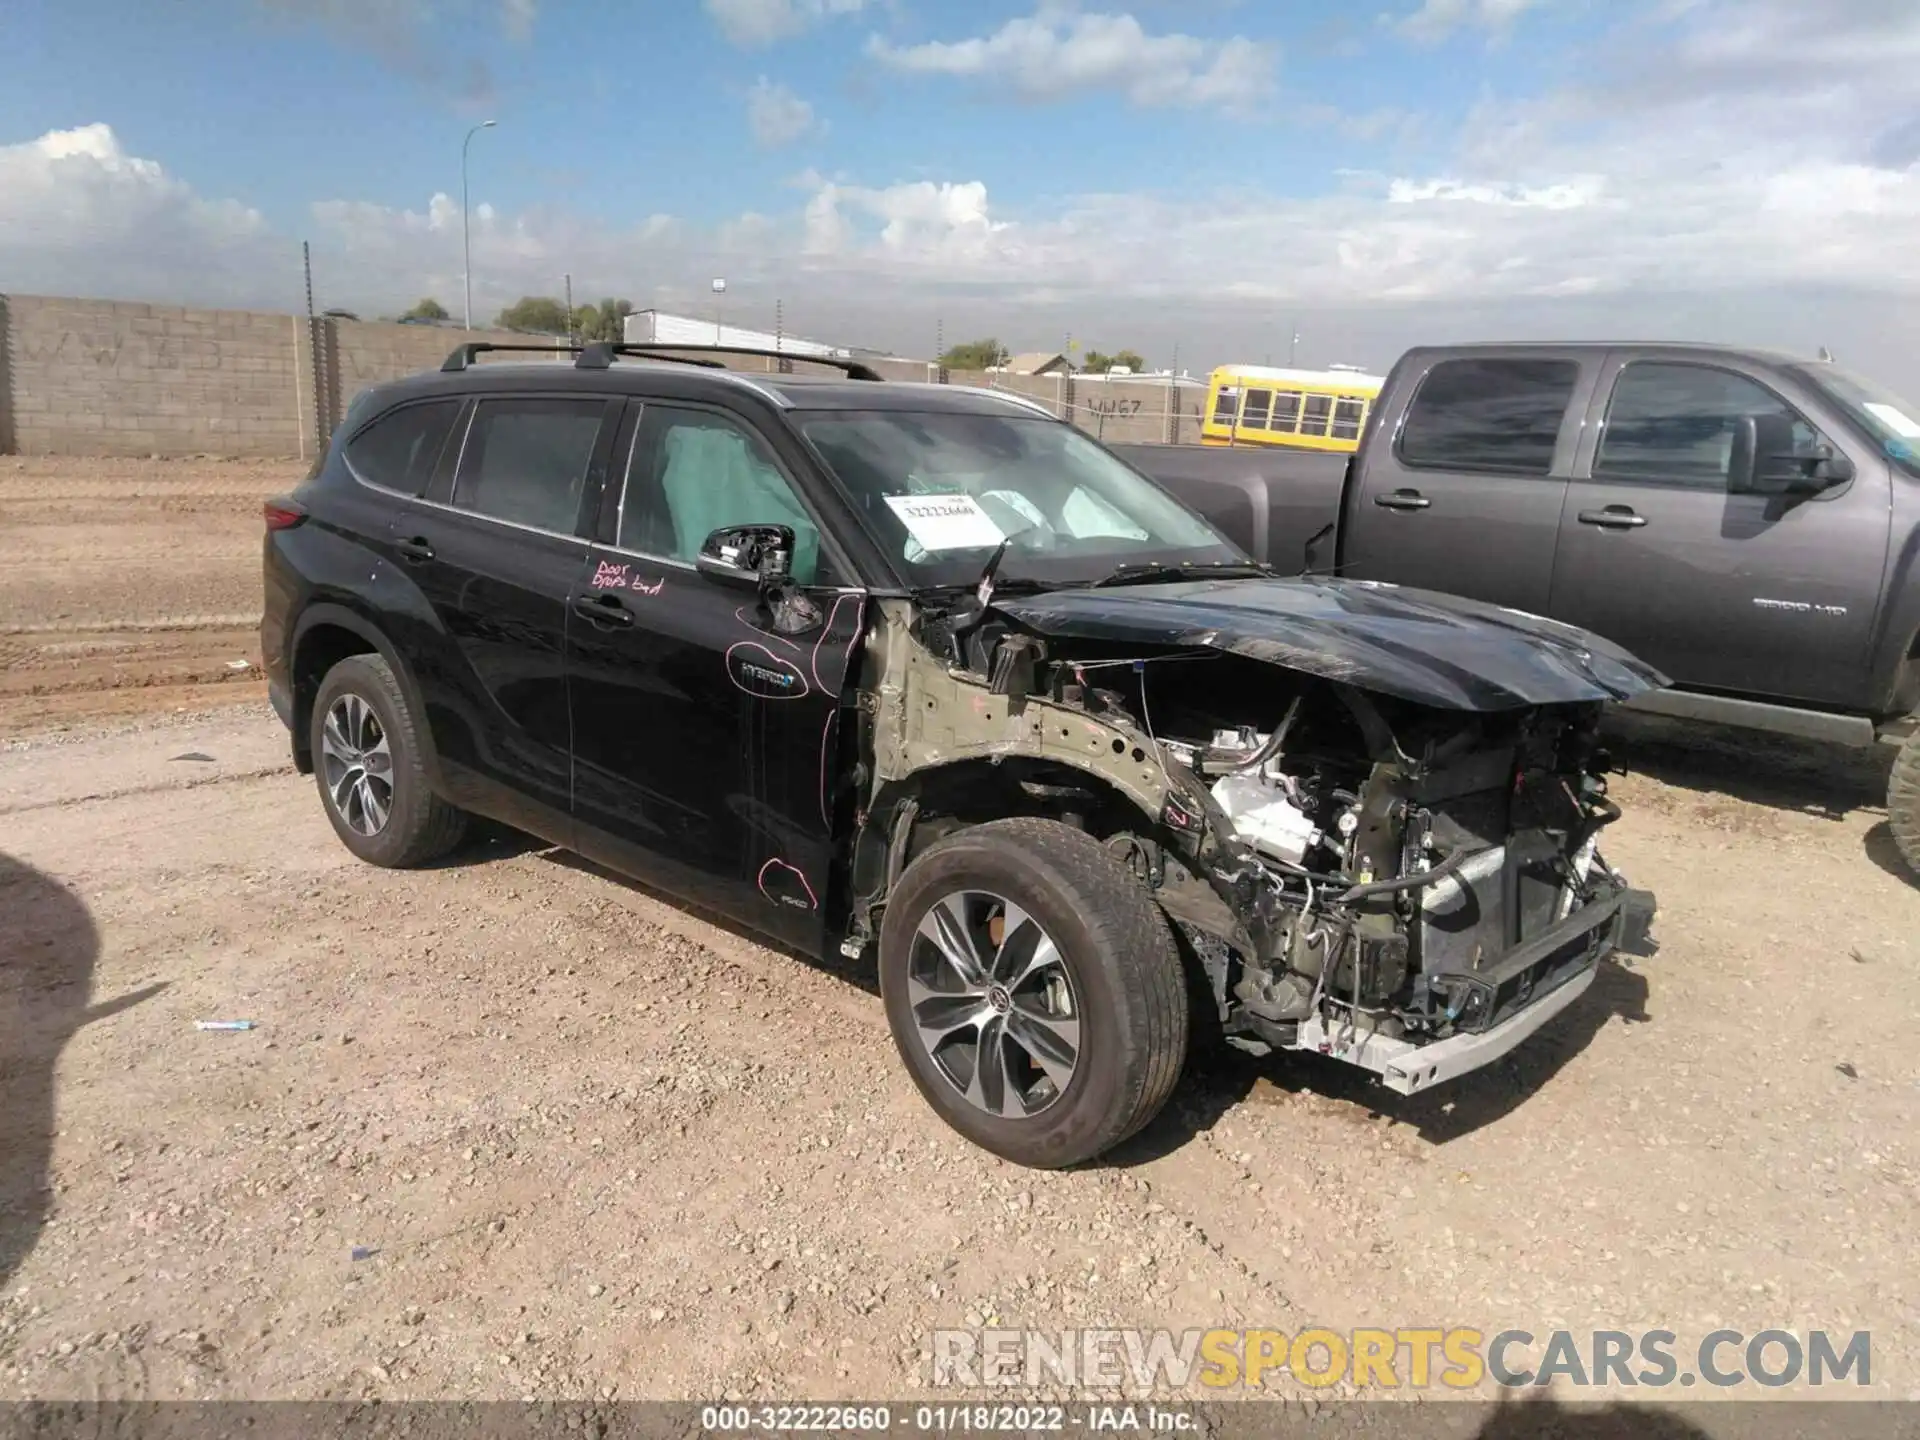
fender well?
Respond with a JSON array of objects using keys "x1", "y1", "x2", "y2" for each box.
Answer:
[{"x1": 289, "y1": 604, "x2": 441, "y2": 785}]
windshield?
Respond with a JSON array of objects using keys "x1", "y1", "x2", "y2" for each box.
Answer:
[
  {"x1": 1792, "y1": 363, "x2": 1920, "y2": 478},
  {"x1": 798, "y1": 410, "x2": 1245, "y2": 586}
]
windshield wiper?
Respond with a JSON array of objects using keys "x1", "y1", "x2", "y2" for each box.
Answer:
[{"x1": 1087, "y1": 560, "x2": 1270, "y2": 589}]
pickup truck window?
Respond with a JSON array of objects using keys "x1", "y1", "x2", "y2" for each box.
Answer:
[
  {"x1": 800, "y1": 410, "x2": 1236, "y2": 587},
  {"x1": 1397, "y1": 358, "x2": 1578, "y2": 475},
  {"x1": 1794, "y1": 363, "x2": 1920, "y2": 478},
  {"x1": 1596, "y1": 363, "x2": 1817, "y2": 489}
]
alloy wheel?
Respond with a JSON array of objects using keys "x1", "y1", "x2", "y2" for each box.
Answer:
[
  {"x1": 319, "y1": 692, "x2": 394, "y2": 836},
  {"x1": 905, "y1": 890, "x2": 1081, "y2": 1119}
]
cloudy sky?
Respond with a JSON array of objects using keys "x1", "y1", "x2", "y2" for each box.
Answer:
[{"x1": 4, "y1": 0, "x2": 1920, "y2": 386}]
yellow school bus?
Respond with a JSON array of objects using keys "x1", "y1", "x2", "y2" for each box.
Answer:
[{"x1": 1200, "y1": 364, "x2": 1385, "y2": 452}]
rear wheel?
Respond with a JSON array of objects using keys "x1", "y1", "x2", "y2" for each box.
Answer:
[
  {"x1": 1888, "y1": 725, "x2": 1920, "y2": 880},
  {"x1": 310, "y1": 654, "x2": 467, "y2": 867},
  {"x1": 879, "y1": 817, "x2": 1188, "y2": 1168}
]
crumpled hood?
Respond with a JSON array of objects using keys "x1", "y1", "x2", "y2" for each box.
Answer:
[{"x1": 996, "y1": 576, "x2": 1667, "y2": 711}]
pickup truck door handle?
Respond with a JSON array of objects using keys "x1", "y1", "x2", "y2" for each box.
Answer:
[
  {"x1": 571, "y1": 593, "x2": 635, "y2": 629},
  {"x1": 1577, "y1": 506, "x2": 1648, "y2": 530},
  {"x1": 396, "y1": 535, "x2": 435, "y2": 563},
  {"x1": 1374, "y1": 489, "x2": 1431, "y2": 512}
]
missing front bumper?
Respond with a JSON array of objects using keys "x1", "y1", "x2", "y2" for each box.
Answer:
[{"x1": 1293, "y1": 886, "x2": 1634, "y2": 1095}]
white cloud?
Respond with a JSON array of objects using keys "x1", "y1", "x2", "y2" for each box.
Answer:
[
  {"x1": 0, "y1": 125, "x2": 277, "y2": 305},
  {"x1": 746, "y1": 78, "x2": 822, "y2": 148},
  {"x1": 10, "y1": 0, "x2": 1920, "y2": 391},
  {"x1": 704, "y1": 0, "x2": 867, "y2": 47},
  {"x1": 866, "y1": 7, "x2": 1275, "y2": 110},
  {"x1": 1394, "y1": 0, "x2": 1543, "y2": 44},
  {"x1": 499, "y1": 0, "x2": 537, "y2": 42}
]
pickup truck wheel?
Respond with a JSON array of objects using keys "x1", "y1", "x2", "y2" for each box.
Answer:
[
  {"x1": 311, "y1": 654, "x2": 467, "y2": 868},
  {"x1": 879, "y1": 817, "x2": 1189, "y2": 1168},
  {"x1": 1889, "y1": 727, "x2": 1920, "y2": 880}
]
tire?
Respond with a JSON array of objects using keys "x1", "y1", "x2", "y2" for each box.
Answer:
[
  {"x1": 310, "y1": 653, "x2": 467, "y2": 868},
  {"x1": 879, "y1": 817, "x2": 1189, "y2": 1168},
  {"x1": 1889, "y1": 725, "x2": 1920, "y2": 880}
]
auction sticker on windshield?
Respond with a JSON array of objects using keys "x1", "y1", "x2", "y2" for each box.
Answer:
[
  {"x1": 1864, "y1": 402, "x2": 1920, "y2": 438},
  {"x1": 885, "y1": 493, "x2": 1005, "y2": 551}
]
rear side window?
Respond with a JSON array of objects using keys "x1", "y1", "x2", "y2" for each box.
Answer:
[
  {"x1": 1212, "y1": 388, "x2": 1238, "y2": 424},
  {"x1": 344, "y1": 400, "x2": 459, "y2": 496},
  {"x1": 452, "y1": 398, "x2": 605, "y2": 534},
  {"x1": 1332, "y1": 396, "x2": 1366, "y2": 441},
  {"x1": 1240, "y1": 389, "x2": 1272, "y2": 429},
  {"x1": 1398, "y1": 358, "x2": 1579, "y2": 474}
]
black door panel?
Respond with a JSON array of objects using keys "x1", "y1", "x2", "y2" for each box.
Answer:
[
  {"x1": 566, "y1": 399, "x2": 864, "y2": 954},
  {"x1": 386, "y1": 395, "x2": 617, "y2": 838}
]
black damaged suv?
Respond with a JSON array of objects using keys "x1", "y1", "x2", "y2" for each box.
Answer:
[{"x1": 263, "y1": 341, "x2": 1660, "y2": 1167}]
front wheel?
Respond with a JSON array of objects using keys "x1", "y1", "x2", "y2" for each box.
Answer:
[
  {"x1": 878, "y1": 817, "x2": 1189, "y2": 1168},
  {"x1": 1888, "y1": 725, "x2": 1920, "y2": 881}
]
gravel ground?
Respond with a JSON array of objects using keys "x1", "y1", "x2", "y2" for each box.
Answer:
[
  {"x1": 0, "y1": 704, "x2": 1914, "y2": 1420},
  {"x1": 1, "y1": 456, "x2": 1915, "y2": 1426}
]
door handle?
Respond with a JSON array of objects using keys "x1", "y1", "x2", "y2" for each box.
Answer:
[
  {"x1": 396, "y1": 535, "x2": 435, "y2": 563},
  {"x1": 1577, "y1": 507, "x2": 1648, "y2": 530},
  {"x1": 571, "y1": 593, "x2": 634, "y2": 628},
  {"x1": 1374, "y1": 489, "x2": 1431, "y2": 511}
]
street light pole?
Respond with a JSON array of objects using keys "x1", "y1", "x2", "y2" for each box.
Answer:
[{"x1": 461, "y1": 119, "x2": 497, "y2": 332}]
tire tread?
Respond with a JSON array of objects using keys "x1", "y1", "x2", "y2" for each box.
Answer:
[{"x1": 1889, "y1": 728, "x2": 1920, "y2": 880}]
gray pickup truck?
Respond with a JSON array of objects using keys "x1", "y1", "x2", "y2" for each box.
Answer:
[{"x1": 1118, "y1": 342, "x2": 1920, "y2": 874}]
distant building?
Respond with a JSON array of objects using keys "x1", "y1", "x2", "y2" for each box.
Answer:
[
  {"x1": 1000, "y1": 351, "x2": 1073, "y2": 376},
  {"x1": 622, "y1": 309, "x2": 851, "y2": 359}
]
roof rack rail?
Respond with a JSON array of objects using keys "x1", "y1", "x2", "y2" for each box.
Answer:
[
  {"x1": 574, "y1": 342, "x2": 726, "y2": 371},
  {"x1": 440, "y1": 341, "x2": 581, "y2": 372},
  {"x1": 574, "y1": 342, "x2": 885, "y2": 382}
]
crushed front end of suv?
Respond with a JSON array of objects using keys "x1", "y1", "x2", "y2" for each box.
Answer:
[{"x1": 263, "y1": 343, "x2": 1664, "y2": 1168}]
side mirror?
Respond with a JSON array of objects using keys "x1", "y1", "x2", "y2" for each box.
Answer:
[
  {"x1": 1729, "y1": 415, "x2": 1854, "y2": 496},
  {"x1": 696, "y1": 524, "x2": 794, "y2": 589}
]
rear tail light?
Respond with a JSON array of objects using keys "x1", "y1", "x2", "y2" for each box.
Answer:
[{"x1": 264, "y1": 498, "x2": 307, "y2": 531}]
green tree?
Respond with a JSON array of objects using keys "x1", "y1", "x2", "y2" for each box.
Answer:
[
  {"x1": 401, "y1": 297, "x2": 449, "y2": 322},
  {"x1": 494, "y1": 296, "x2": 570, "y2": 334},
  {"x1": 1081, "y1": 347, "x2": 1147, "y2": 373},
  {"x1": 940, "y1": 337, "x2": 1009, "y2": 370},
  {"x1": 575, "y1": 297, "x2": 635, "y2": 344}
]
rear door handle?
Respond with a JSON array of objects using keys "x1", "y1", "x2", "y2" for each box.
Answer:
[
  {"x1": 1577, "y1": 507, "x2": 1648, "y2": 530},
  {"x1": 1374, "y1": 489, "x2": 1431, "y2": 511},
  {"x1": 396, "y1": 535, "x2": 435, "y2": 563},
  {"x1": 571, "y1": 593, "x2": 634, "y2": 628}
]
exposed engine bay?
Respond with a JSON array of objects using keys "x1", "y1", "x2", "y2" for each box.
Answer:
[{"x1": 850, "y1": 580, "x2": 1659, "y2": 1093}]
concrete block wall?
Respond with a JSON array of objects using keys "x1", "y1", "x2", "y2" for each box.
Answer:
[
  {"x1": 0, "y1": 291, "x2": 1210, "y2": 456},
  {"x1": 1, "y1": 294, "x2": 311, "y2": 457}
]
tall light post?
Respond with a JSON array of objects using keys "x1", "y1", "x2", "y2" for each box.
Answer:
[
  {"x1": 461, "y1": 119, "x2": 497, "y2": 332},
  {"x1": 711, "y1": 277, "x2": 727, "y2": 343}
]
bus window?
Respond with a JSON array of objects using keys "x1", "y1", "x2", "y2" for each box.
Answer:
[
  {"x1": 1331, "y1": 396, "x2": 1366, "y2": 441},
  {"x1": 1212, "y1": 388, "x2": 1238, "y2": 425},
  {"x1": 1300, "y1": 394, "x2": 1333, "y2": 438},
  {"x1": 1241, "y1": 389, "x2": 1272, "y2": 429},
  {"x1": 1271, "y1": 391, "x2": 1302, "y2": 433}
]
